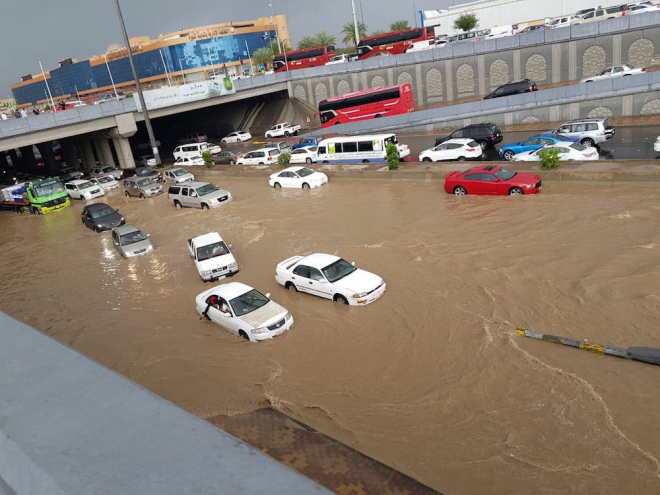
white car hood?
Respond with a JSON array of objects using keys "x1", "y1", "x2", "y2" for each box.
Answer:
[
  {"x1": 240, "y1": 301, "x2": 287, "y2": 328},
  {"x1": 308, "y1": 172, "x2": 326, "y2": 181},
  {"x1": 196, "y1": 252, "x2": 236, "y2": 271},
  {"x1": 332, "y1": 269, "x2": 383, "y2": 293}
]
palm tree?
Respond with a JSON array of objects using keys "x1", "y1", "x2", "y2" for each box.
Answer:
[
  {"x1": 390, "y1": 20, "x2": 411, "y2": 31},
  {"x1": 341, "y1": 21, "x2": 368, "y2": 48},
  {"x1": 370, "y1": 30, "x2": 386, "y2": 36},
  {"x1": 270, "y1": 39, "x2": 291, "y2": 55},
  {"x1": 297, "y1": 36, "x2": 318, "y2": 49},
  {"x1": 252, "y1": 47, "x2": 273, "y2": 70},
  {"x1": 314, "y1": 30, "x2": 337, "y2": 47}
]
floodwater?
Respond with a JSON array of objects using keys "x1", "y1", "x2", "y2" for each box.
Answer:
[{"x1": 1, "y1": 178, "x2": 659, "y2": 495}]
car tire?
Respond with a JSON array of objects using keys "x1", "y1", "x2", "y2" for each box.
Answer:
[
  {"x1": 174, "y1": 201, "x2": 182, "y2": 208},
  {"x1": 458, "y1": 156, "x2": 466, "y2": 161},
  {"x1": 286, "y1": 282, "x2": 297, "y2": 292},
  {"x1": 581, "y1": 138, "x2": 595, "y2": 147},
  {"x1": 478, "y1": 141, "x2": 487, "y2": 151},
  {"x1": 453, "y1": 186, "x2": 467, "y2": 196},
  {"x1": 259, "y1": 162, "x2": 264, "y2": 165},
  {"x1": 422, "y1": 157, "x2": 432, "y2": 162},
  {"x1": 274, "y1": 182, "x2": 281, "y2": 188},
  {"x1": 362, "y1": 159, "x2": 370, "y2": 163},
  {"x1": 266, "y1": 134, "x2": 272, "y2": 139},
  {"x1": 139, "y1": 193, "x2": 145, "y2": 199},
  {"x1": 221, "y1": 140, "x2": 227, "y2": 144},
  {"x1": 239, "y1": 330, "x2": 250, "y2": 341},
  {"x1": 306, "y1": 158, "x2": 312, "y2": 164},
  {"x1": 334, "y1": 295, "x2": 349, "y2": 305},
  {"x1": 509, "y1": 187, "x2": 524, "y2": 196},
  {"x1": 503, "y1": 150, "x2": 514, "y2": 161},
  {"x1": 302, "y1": 183, "x2": 310, "y2": 189},
  {"x1": 229, "y1": 160, "x2": 235, "y2": 165},
  {"x1": 201, "y1": 203, "x2": 209, "y2": 210},
  {"x1": 334, "y1": 122, "x2": 342, "y2": 126},
  {"x1": 375, "y1": 114, "x2": 383, "y2": 118},
  {"x1": 284, "y1": 131, "x2": 290, "y2": 137},
  {"x1": 322, "y1": 160, "x2": 329, "y2": 164}
]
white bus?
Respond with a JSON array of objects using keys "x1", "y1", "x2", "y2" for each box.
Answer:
[{"x1": 316, "y1": 134, "x2": 411, "y2": 164}]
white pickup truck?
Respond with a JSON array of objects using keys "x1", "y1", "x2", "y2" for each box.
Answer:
[
  {"x1": 265, "y1": 122, "x2": 301, "y2": 138},
  {"x1": 187, "y1": 232, "x2": 239, "y2": 282}
]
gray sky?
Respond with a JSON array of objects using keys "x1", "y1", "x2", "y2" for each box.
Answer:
[{"x1": 1, "y1": 0, "x2": 470, "y2": 97}]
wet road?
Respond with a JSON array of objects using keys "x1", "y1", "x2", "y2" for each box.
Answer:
[{"x1": 1, "y1": 179, "x2": 659, "y2": 495}]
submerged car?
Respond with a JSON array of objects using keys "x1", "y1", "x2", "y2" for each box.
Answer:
[
  {"x1": 511, "y1": 142, "x2": 599, "y2": 161},
  {"x1": 81, "y1": 203, "x2": 125, "y2": 232},
  {"x1": 444, "y1": 165, "x2": 542, "y2": 196},
  {"x1": 65, "y1": 179, "x2": 105, "y2": 200},
  {"x1": 196, "y1": 282, "x2": 294, "y2": 342},
  {"x1": 91, "y1": 176, "x2": 119, "y2": 191},
  {"x1": 288, "y1": 147, "x2": 318, "y2": 164},
  {"x1": 499, "y1": 134, "x2": 576, "y2": 161},
  {"x1": 111, "y1": 224, "x2": 153, "y2": 258},
  {"x1": 123, "y1": 177, "x2": 164, "y2": 198},
  {"x1": 163, "y1": 167, "x2": 195, "y2": 184},
  {"x1": 269, "y1": 166, "x2": 328, "y2": 189},
  {"x1": 275, "y1": 253, "x2": 386, "y2": 306}
]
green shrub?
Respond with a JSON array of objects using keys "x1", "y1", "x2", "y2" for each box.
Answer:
[
  {"x1": 202, "y1": 150, "x2": 213, "y2": 169},
  {"x1": 278, "y1": 152, "x2": 291, "y2": 167},
  {"x1": 125, "y1": 92, "x2": 133, "y2": 98},
  {"x1": 386, "y1": 142, "x2": 399, "y2": 170},
  {"x1": 538, "y1": 147, "x2": 561, "y2": 169}
]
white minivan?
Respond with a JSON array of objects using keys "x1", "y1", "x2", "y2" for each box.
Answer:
[{"x1": 173, "y1": 142, "x2": 209, "y2": 161}]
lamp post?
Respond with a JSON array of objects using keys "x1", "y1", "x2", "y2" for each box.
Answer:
[
  {"x1": 268, "y1": 1, "x2": 288, "y2": 69},
  {"x1": 178, "y1": 57, "x2": 194, "y2": 84},
  {"x1": 113, "y1": 0, "x2": 161, "y2": 165},
  {"x1": 244, "y1": 41, "x2": 255, "y2": 76},
  {"x1": 351, "y1": 0, "x2": 361, "y2": 50},
  {"x1": 159, "y1": 49, "x2": 172, "y2": 86},
  {"x1": 103, "y1": 54, "x2": 119, "y2": 100}
]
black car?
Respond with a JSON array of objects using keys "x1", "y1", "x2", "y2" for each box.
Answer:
[
  {"x1": 484, "y1": 79, "x2": 538, "y2": 100},
  {"x1": 435, "y1": 123, "x2": 503, "y2": 150},
  {"x1": 81, "y1": 203, "x2": 125, "y2": 232},
  {"x1": 123, "y1": 167, "x2": 161, "y2": 182}
]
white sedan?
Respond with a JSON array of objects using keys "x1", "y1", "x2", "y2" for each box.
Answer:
[
  {"x1": 512, "y1": 142, "x2": 599, "y2": 161},
  {"x1": 163, "y1": 167, "x2": 195, "y2": 184},
  {"x1": 628, "y1": 4, "x2": 660, "y2": 14},
  {"x1": 289, "y1": 146, "x2": 318, "y2": 164},
  {"x1": 275, "y1": 253, "x2": 386, "y2": 306},
  {"x1": 91, "y1": 176, "x2": 119, "y2": 191},
  {"x1": 221, "y1": 131, "x2": 252, "y2": 144},
  {"x1": 419, "y1": 139, "x2": 483, "y2": 162},
  {"x1": 580, "y1": 64, "x2": 646, "y2": 83},
  {"x1": 269, "y1": 166, "x2": 328, "y2": 189},
  {"x1": 174, "y1": 156, "x2": 206, "y2": 166},
  {"x1": 196, "y1": 282, "x2": 293, "y2": 342}
]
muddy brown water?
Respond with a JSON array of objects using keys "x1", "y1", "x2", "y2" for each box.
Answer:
[{"x1": 1, "y1": 178, "x2": 659, "y2": 494}]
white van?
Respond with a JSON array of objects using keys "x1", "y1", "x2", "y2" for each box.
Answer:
[
  {"x1": 173, "y1": 142, "x2": 209, "y2": 161},
  {"x1": 484, "y1": 25, "x2": 518, "y2": 39},
  {"x1": 316, "y1": 134, "x2": 410, "y2": 164}
]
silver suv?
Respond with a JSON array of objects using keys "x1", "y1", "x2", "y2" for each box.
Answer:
[
  {"x1": 167, "y1": 181, "x2": 233, "y2": 210},
  {"x1": 553, "y1": 118, "x2": 615, "y2": 147},
  {"x1": 124, "y1": 176, "x2": 164, "y2": 199}
]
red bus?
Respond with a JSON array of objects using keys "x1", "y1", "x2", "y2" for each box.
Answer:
[
  {"x1": 357, "y1": 27, "x2": 434, "y2": 60},
  {"x1": 273, "y1": 45, "x2": 336, "y2": 72},
  {"x1": 318, "y1": 83, "x2": 415, "y2": 128}
]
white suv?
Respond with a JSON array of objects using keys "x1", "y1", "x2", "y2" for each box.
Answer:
[
  {"x1": 553, "y1": 118, "x2": 615, "y2": 147},
  {"x1": 237, "y1": 148, "x2": 280, "y2": 165},
  {"x1": 65, "y1": 180, "x2": 105, "y2": 200}
]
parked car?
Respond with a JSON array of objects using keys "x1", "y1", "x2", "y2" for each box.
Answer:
[
  {"x1": 628, "y1": 3, "x2": 660, "y2": 14},
  {"x1": 291, "y1": 137, "x2": 323, "y2": 150},
  {"x1": 65, "y1": 179, "x2": 105, "y2": 200},
  {"x1": 265, "y1": 122, "x2": 301, "y2": 138},
  {"x1": 177, "y1": 132, "x2": 208, "y2": 145},
  {"x1": 580, "y1": 64, "x2": 646, "y2": 83},
  {"x1": 548, "y1": 15, "x2": 581, "y2": 29},
  {"x1": 236, "y1": 148, "x2": 280, "y2": 165},
  {"x1": 173, "y1": 142, "x2": 217, "y2": 161},
  {"x1": 81, "y1": 203, "x2": 125, "y2": 232},
  {"x1": 553, "y1": 118, "x2": 615, "y2": 147},
  {"x1": 167, "y1": 181, "x2": 233, "y2": 209},
  {"x1": 163, "y1": 167, "x2": 195, "y2": 184},
  {"x1": 90, "y1": 176, "x2": 119, "y2": 191},
  {"x1": 112, "y1": 224, "x2": 153, "y2": 258},
  {"x1": 511, "y1": 142, "x2": 599, "y2": 161},
  {"x1": 419, "y1": 139, "x2": 483, "y2": 162},
  {"x1": 196, "y1": 282, "x2": 294, "y2": 342},
  {"x1": 574, "y1": 7, "x2": 595, "y2": 18},
  {"x1": 123, "y1": 177, "x2": 164, "y2": 198},
  {"x1": 123, "y1": 166, "x2": 161, "y2": 182},
  {"x1": 574, "y1": 5, "x2": 628, "y2": 24},
  {"x1": 325, "y1": 54, "x2": 353, "y2": 65},
  {"x1": 91, "y1": 166, "x2": 123, "y2": 180},
  {"x1": 435, "y1": 123, "x2": 503, "y2": 150},
  {"x1": 175, "y1": 156, "x2": 207, "y2": 166},
  {"x1": 655, "y1": 135, "x2": 660, "y2": 153},
  {"x1": 58, "y1": 167, "x2": 84, "y2": 180},
  {"x1": 135, "y1": 155, "x2": 157, "y2": 167},
  {"x1": 67, "y1": 100, "x2": 87, "y2": 107},
  {"x1": 520, "y1": 24, "x2": 551, "y2": 32},
  {"x1": 484, "y1": 79, "x2": 537, "y2": 100},
  {"x1": 221, "y1": 131, "x2": 252, "y2": 144},
  {"x1": 260, "y1": 142, "x2": 291, "y2": 153},
  {"x1": 92, "y1": 92, "x2": 126, "y2": 104},
  {"x1": 275, "y1": 253, "x2": 386, "y2": 306},
  {"x1": 269, "y1": 166, "x2": 328, "y2": 189},
  {"x1": 214, "y1": 150, "x2": 241, "y2": 165},
  {"x1": 499, "y1": 134, "x2": 576, "y2": 161},
  {"x1": 444, "y1": 165, "x2": 542, "y2": 196},
  {"x1": 484, "y1": 24, "x2": 518, "y2": 39},
  {"x1": 288, "y1": 147, "x2": 318, "y2": 164}
]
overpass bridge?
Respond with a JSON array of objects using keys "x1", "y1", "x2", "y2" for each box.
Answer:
[{"x1": 2, "y1": 12, "x2": 660, "y2": 172}]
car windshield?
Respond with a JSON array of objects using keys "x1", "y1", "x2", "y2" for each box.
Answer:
[
  {"x1": 230, "y1": 289, "x2": 270, "y2": 316},
  {"x1": 120, "y1": 230, "x2": 148, "y2": 246},
  {"x1": 494, "y1": 167, "x2": 517, "y2": 181},
  {"x1": 197, "y1": 241, "x2": 230, "y2": 261},
  {"x1": 98, "y1": 177, "x2": 113, "y2": 184},
  {"x1": 322, "y1": 258, "x2": 357, "y2": 283},
  {"x1": 78, "y1": 181, "x2": 94, "y2": 189},
  {"x1": 101, "y1": 167, "x2": 114, "y2": 173},
  {"x1": 308, "y1": 146, "x2": 318, "y2": 152},
  {"x1": 137, "y1": 179, "x2": 154, "y2": 187},
  {"x1": 297, "y1": 168, "x2": 314, "y2": 177},
  {"x1": 136, "y1": 168, "x2": 153, "y2": 176},
  {"x1": 197, "y1": 183, "x2": 219, "y2": 196},
  {"x1": 33, "y1": 181, "x2": 64, "y2": 197},
  {"x1": 90, "y1": 206, "x2": 116, "y2": 219},
  {"x1": 172, "y1": 169, "x2": 187, "y2": 177},
  {"x1": 570, "y1": 143, "x2": 588, "y2": 151}
]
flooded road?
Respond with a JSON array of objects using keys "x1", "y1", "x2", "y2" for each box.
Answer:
[{"x1": 1, "y1": 178, "x2": 659, "y2": 494}]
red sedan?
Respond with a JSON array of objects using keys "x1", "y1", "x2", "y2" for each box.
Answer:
[{"x1": 444, "y1": 165, "x2": 541, "y2": 196}]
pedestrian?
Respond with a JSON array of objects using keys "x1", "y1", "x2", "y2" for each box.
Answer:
[
  {"x1": 32, "y1": 107, "x2": 40, "y2": 116},
  {"x1": 58, "y1": 100, "x2": 66, "y2": 111},
  {"x1": 20, "y1": 108, "x2": 27, "y2": 118},
  {"x1": 14, "y1": 110, "x2": 21, "y2": 118},
  {"x1": 1, "y1": 112, "x2": 7, "y2": 120}
]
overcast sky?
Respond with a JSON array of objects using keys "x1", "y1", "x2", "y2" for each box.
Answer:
[{"x1": 1, "y1": 0, "x2": 472, "y2": 97}]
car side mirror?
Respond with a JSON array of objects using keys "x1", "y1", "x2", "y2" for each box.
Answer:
[
  {"x1": 228, "y1": 244, "x2": 232, "y2": 249},
  {"x1": 146, "y1": 234, "x2": 150, "y2": 237},
  {"x1": 265, "y1": 293, "x2": 271, "y2": 299},
  {"x1": 113, "y1": 241, "x2": 119, "y2": 246}
]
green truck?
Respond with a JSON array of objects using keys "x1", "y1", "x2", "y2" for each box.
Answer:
[{"x1": 0, "y1": 178, "x2": 71, "y2": 214}]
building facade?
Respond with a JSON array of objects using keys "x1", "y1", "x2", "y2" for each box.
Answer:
[{"x1": 11, "y1": 15, "x2": 290, "y2": 106}]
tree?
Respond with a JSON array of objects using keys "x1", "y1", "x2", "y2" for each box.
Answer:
[
  {"x1": 270, "y1": 39, "x2": 291, "y2": 55},
  {"x1": 370, "y1": 30, "x2": 386, "y2": 36},
  {"x1": 252, "y1": 47, "x2": 273, "y2": 70},
  {"x1": 453, "y1": 13, "x2": 478, "y2": 32},
  {"x1": 390, "y1": 20, "x2": 411, "y2": 31},
  {"x1": 341, "y1": 21, "x2": 368, "y2": 48},
  {"x1": 314, "y1": 30, "x2": 337, "y2": 47},
  {"x1": 297, "y1": 36, "x2": 317, "y2": 49},
  {"x1": 386, "y1": 142, "x2": 399, "y2": 170}
]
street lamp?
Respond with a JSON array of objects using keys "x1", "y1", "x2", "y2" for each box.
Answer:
[
  {"x1": 103, "y1": 53, "x2": 120, "y2": 100},
  {"x1": 179, "y1": 56, "x2": 194, "y2": 84},
  {"x1": 113, "y1": 0, "x2": 161, "y2": 166},
  {"x1": 268, "y1": 1, "x2": 288, "y2": 69}
]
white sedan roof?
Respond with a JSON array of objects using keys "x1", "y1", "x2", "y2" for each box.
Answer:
[
  {"x1": 281, "y1": 166, "x2": 308, "y2": 173},
  {"x1": 197, "y1": 281, "x2": 254, "y2": 302},
  {"x1": 298, "y1": 253, "x2": 340, "y2": 269}
]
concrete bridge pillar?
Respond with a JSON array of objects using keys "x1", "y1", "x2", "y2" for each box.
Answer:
[
  {"x1": 60, "y1": 138, "x2": 81, "y2": 170},
  {"x1": 35, "y1": 142, "x2": 58, "y2": 175},
  {"x1": 0, "y1": 152, "x2": 10, "y2": 170},
  {"x1": 94, "y1": 135, "x2": 116, "y2": 168},
  {"x1": 112, "y1": 137, "x2": 136, "y2": 170},
  {"x1": 19, "y1": 146, "x2": 38, "y2": 172},
  {"x1": 8, "y1": 149, "x2": 22, "y2": 170},
  {"x1": 77, "y1": 139, "x2": 97, "y2": 171}
]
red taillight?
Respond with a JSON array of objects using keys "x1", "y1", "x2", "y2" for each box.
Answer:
[
  {"x1": 268, "y1": 156, "x2": 272, "y2": 161},
  {"x1": 466, "y1": 148, "x2": 476, "y2": 152},
  {"x1": 642, "y1": 67, "x2": 647, "y2": 72},
  {"x1": 529, "y1": 87, "x2": 533, "y2": 92},
  {"x1": 491, "y1": 134, "x2": 495, "y2": 139}
]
